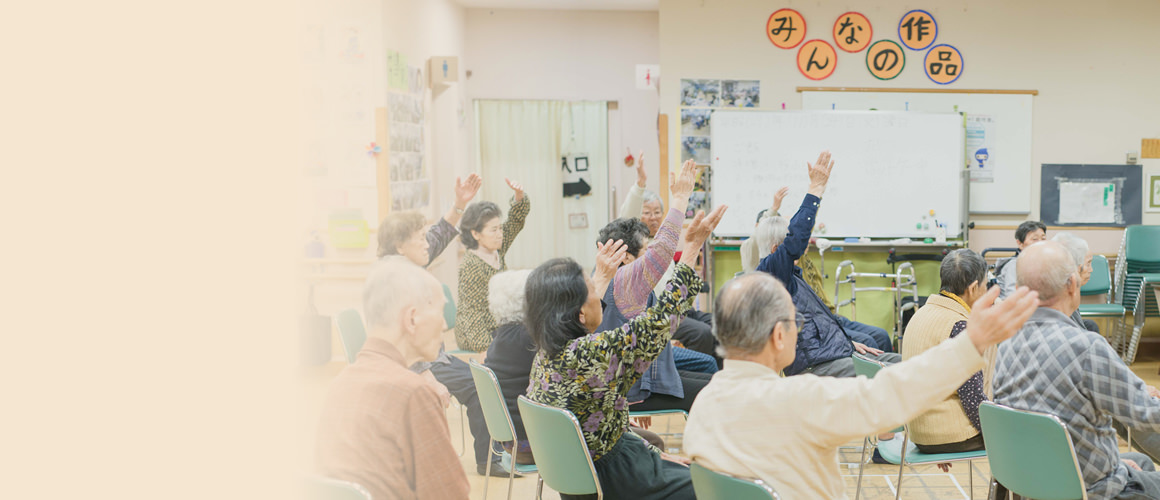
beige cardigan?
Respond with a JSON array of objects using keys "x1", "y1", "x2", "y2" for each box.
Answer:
[{"x1": 900, "y1": 293, "x2": 996, "y2": 446}]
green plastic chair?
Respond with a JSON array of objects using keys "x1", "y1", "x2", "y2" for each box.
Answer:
[
  {"x1": 689, "y1": 462, "x2": 779, "y2": 500},
  {"x1": 335, "y1": 309, "x2": 366, "y2": 364},
  {"x1": 442, "y1": 283, "x2": 457, "y2": 331},
  {"x1": 305, "y1": 477, "x2": 372, "y2": 500},
  {"x1": 1079, "y1": 255, "x2": 1127, "y2": 344},
  {"x1": 979, "y1": 402, "x2": 1087, "y2": 500},
  {"x1": 518, "y1": 396, "x2": 602, "y2": 499},
  {"x1": 850, "y1": 354, "x2": 901, "y2": 500},
  {"x1": 468, "y1": 361, "x2": 538, "y2": 500},
  {"x1": 851, "y1": 354, "x2": 985, "y2": 500}
]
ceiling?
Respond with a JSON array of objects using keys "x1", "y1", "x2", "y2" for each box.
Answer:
[{"x1": 455, "y1": 0, "x2": 658, "y2": 11}]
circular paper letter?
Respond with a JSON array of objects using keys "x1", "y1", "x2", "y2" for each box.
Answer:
[
  {"x1": 898, "y1": 9, "x2": 938, "y2": 51},
  {"x1": 797, "y1": 39, "x2": 837, "y2": 80},
  {"x1": 865, "y1": 39, "x2": 905, "y2": 80},
  {"x1": 923, "y1": 44, "x2": 963, "y2": 85},
  {"x1": 833, "y1": 12, "x2": 872, "y2": 53},
  {"x1": 767, "y1": 8, "x2": 807, "y2": 49}
]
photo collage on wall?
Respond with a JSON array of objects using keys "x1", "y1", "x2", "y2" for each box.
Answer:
[
  {"x1": 388, "y1": 50, "x2": 430, "y2": 212},
  {"x1": 679, "y1": 78, "x2": 760, "y2": 218}
]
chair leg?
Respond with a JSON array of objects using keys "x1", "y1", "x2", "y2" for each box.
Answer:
[
  {"x1": 854, "y1": 436, "x2": 870, "y2": 500},
  {"x1": 536, "y1": 476, "x2": 544, "y2": 500},
  {"x1": 459, "y1": 403, "x2": 467, "y2": 457},
  {"x1": 968, "y1": 460, "x2": 973, "y2": 499},
  {"x1": 895, "y1": 434, "x2": 909, "y2": 500},
  {"x1": 506, "y1": 447, "x2": 517, "y2": 500},
  {"x1": 483, "y1": 439, "x2": 493, "y2": 500}
]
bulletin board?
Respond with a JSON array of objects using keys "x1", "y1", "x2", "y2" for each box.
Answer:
[{"x1": 1040, "y1": 164, "x2": 1141, "y2": 227}]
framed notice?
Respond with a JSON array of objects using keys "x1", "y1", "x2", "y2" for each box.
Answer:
[{"x1": 1148, "y1": 174, "x2": 1160, "y2": 212}]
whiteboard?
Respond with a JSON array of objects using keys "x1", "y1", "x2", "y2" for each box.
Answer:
[
  {"x1": 803, "y1": 91, "x2": 1033, "y2": 214},
  {"x1": 710, "y1": 110, "x2": 965, "y2": 239}
]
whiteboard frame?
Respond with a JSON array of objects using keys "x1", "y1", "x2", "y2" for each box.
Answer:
[
  {"x1": 709, "y1": 109, "x2": 967, "y2": 239},
  {"x1": 801, "y1": 88, "x2": 1034, "y2": 214}
]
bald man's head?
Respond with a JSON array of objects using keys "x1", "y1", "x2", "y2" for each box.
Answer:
[
  {"x1": 713, "y1": 273, "x2": 794, "y2": 357},
  {"x1": 1015, "y1": 241, "x2": 1078, "y2": 303}
]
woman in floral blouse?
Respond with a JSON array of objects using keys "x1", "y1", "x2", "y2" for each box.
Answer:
[
  {"x1": 524, "y1": 204, "x2": 727, "y2": 500},
  {"x1": 455, "y1": 178, "x2": 529, "y2": 352}
]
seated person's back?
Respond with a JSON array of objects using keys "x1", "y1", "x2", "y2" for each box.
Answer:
[
  {"x1": 315, "y1": 257, "x2": 468, "y2": 500},
  {"x1": 993, "y1": 242, "x2": 1160, "y2": 500},
  {"x1": 901, "y1": 249, "x2": 992, "y2": 454}
]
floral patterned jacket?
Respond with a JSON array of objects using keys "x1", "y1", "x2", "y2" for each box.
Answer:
[{"x1": 526, "y1": 263, "x2": 704, "y2": 460}]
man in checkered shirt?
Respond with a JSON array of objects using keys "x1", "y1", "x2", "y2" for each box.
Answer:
[{"x1": 993, "y1": 241, "x2": 1160, "y2": 499}]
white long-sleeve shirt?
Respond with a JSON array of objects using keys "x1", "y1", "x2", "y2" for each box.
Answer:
[{"x1": 684, "y1": 334, "x2": 984, "y2": 500}]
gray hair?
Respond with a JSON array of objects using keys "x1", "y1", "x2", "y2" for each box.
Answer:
[
  {"x1": 1016, "y1": 241, "x2": 1077, "y2": 302},
  {"x1": 939, "y1": 249, "x2": 988, "y2": 296},
  {"x1": 1051, "y1": 232, "x2": 1090, "y2": 268},
  {"x1": 713, "y1": 273, "x2": 795, "y2": 357},
  {"x1": 363, "y1": 256, "x2": 441, "y2": 328},
  {"x1": 754, "y1": 216, "x2": 790, "y2": 255},
  {"x1": 488, "y1": 269, "x2": 532, "y2": 325},
  {"x1": 641, "y1": 190, "x2": 664, "y2": 210}
]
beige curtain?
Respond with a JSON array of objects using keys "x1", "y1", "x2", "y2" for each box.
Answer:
[{"x1": 474, "y1": 100, "x2": 608, "y2": 271}]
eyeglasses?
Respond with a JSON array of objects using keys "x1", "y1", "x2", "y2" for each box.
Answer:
[{"x1": 777, "y1": 312, "x2": 805, "y2": 330}]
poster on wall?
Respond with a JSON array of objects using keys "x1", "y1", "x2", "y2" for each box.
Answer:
[
  {"x1": 679, "y1": 78, "x2": 760, "y2": 218},
  {"x1": 721, "y1": 80, "x2": 760, "y2": 107},
  {"x1": 966, "y1": 114, "x2": 996, "y2": 183},
  {"x1": 387, "y1": 52, "x2": 430, "y2": 213},
  {"x1": 680, "y1": 79, "x2": 720, "y2": 107},
  {"x1": 1148, "y1": 175, "x2": 1160, "y2": 213}
]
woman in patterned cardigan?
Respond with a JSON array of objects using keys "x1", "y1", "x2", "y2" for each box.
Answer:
[
  {"x1": 454, "y1": 178, "x2": 530, "y2": 352},
  {"x1": 524, "y1": 204, "x2": 727, "y2": 500}
]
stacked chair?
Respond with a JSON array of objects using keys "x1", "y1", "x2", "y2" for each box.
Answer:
[{"x1": 1112, "y1": 226, "x2": 1160, "y2": 364}]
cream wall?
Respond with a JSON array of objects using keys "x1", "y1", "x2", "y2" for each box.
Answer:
[
  {"x1": 659, "y1": 0, "x2": 1160, "y2": 255},
  {"x1": 464, "y1": 8, "x2": 662, "y2": 215}
]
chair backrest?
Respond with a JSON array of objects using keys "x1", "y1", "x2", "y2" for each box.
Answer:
[
  {"x1": 305, "y1": 477, "x2": 372, "y2": 500},
  {"x1": 335, "y1": 309, "x2": 367, "y2": 364},
  {"x1": 442, "y1": 283, "x2": 457, "y2": 331},
  {"x1": 690, "y1": 462, "x2": 779, "y2": 500},
  {"x1": 1081, "y1": 255, "x2": 1112, "y2": 296},
  {"x1": 979, "y1": 402, "x2": 1086, "y2": 500},
  {"x1": 468, "y1": 360, "x2": 517, "y2": 442},
  {"x1": 1125, "y1": 225, "x2": 1160, "y2": 265},
  {"x1": 851, "y1": 354, "x2": 884, "y2": 378},
  {"x1": 517, "y1": 396, "x2": 602, "y2": 498}
]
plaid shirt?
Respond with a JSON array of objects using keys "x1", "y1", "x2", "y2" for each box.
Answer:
[{"x1": 993, "y1": 307, "x2": 1160, "y2": 500}]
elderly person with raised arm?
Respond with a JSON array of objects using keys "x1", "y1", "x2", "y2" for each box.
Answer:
[
  {"x1": 315, "y1": 257, "x2": 469, "y2": 500},
  {"x1": 901, "y1": 249, "x2": 992, "y2": 454},
  {"x1": 682, "y1": 270, "x2": 1040, "y2": 499},
  {"x1": 755, "y1": 151, "x2": 899, "y2": 375},
  {"x1": 455, "y1": 178, "x2": 530, "y2": 352},
  {"x1": 596, "y1": 160, "x2": 717, "y2": 417},
  {"x1": 484, "y1": 269, "x2": 666, "y2": 465},
  {"x1": 525, "y1": 204, "x2": 728, "y2": 500},
  {"x1": 992, "y1": 241, "x2": 1160, "y2": 499}
]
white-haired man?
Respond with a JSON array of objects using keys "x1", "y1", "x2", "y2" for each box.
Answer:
[
  {"x1": 315, "y1": 257, "x2": 469, "y2": 500},
  {"x1": 683, "y1": 271, "x2": 1040, "y2": 499},
  {"x1": 1052, "y1": 232, "x2": 1099, "y2": 333},
  {"x1": 993, "y1": 242, "x2": 1160, "y2": 499}
]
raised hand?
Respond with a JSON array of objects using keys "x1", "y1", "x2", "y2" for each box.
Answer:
[
  {"x1": 594, "y1": 239, "x2": 628, "y2": 281},
  {"x1": 454, "y1": 174, "x2": 482, "y2": 209},
  {"x1": 669, "y1": 159, "x2": 699, "y2": 214},
  {"x1": 680, "y1": 204, "x2": 728, "y2": 267},
  {"x1": 634, "y1": 151, "x2": 647, "y2": 188},
  {"x1": 806, "y1": 151, "x2": 834, "y2": 197},
  {"x1": 964, "y1": 285, "x2": 1040, "y2": 354},
  {"x1": 770, "y1": 186, "x2": 790, "y2": 215},
  {"x1": 505, "y1": 178, "x2": 525, "y2": 201}
]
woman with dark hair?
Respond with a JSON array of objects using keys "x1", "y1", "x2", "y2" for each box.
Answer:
[
  {"x1": 455, "y1": 178, "x2": 530, "y2": 352},
  {"x1": 525, "y1": 204, "x2": 728, "y2": 500}
]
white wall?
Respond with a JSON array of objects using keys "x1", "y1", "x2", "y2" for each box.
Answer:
[
  {"x1": 302, "y1": 0, "x2": 469, "y2": 319},
  {"x1": 659, "y1": 0, "x2": 1160, "y2": 254},
  {"x1": 465, "y1": 8, "x2": 661, "y2": 215}
]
